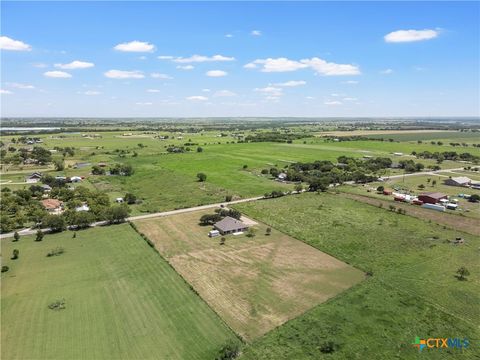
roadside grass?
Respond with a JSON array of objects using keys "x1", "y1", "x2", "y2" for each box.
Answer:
[
  {"x1": 234, "y1": 193, "x2": 480, "y2": 359},
  {"x1": 134, "y1": 210, "x2": 364, "y2": 341},
  {"x1": 1, "y1": 224, "x2": 237, "y2": 360}
]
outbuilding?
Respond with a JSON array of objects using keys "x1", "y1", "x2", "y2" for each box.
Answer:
[
  {"x1": 444, "y1": 176, "x2": 471, "y2": 187},
  {"x1": 418, "y1": 192, "x2": 448, "y2": 204},
  {"x1": 25, "y1": 172, "x2": 42, "y2": 183},
  {"x1": 213, "y1": 216, "x2": 249, "y2": 235}
]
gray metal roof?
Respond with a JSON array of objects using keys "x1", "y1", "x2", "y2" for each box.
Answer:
[{"x1": 214, "y1": 216, "x2": 248, "y2": 232}]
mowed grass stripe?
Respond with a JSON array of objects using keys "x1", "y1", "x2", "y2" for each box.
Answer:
[{"x1": 1, "y1": 225, "x2": 237, "y2": 360}]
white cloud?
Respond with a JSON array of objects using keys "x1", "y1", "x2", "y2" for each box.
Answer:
[
  {"x1": 206, "y1": 70, "x2": 228, "y2": 77},
  {"x1": 306, "y1": 96, "x2": 315, "y2": 100},
  {"x1": 342, "y1": 80, "x2": 359, "y2": 85},
  {"x1": 380, "y1": 68, "x2": 394, "y2": 74},
  {"x1": 8, "y1": 83, "x2": 35, "y2": 89},
  {"x1": 0, "y1": 89, "x2": 13, "y2": 94},
  {"x1": 343, "y1": 97, "x2": 358, "y2": 101},
  {"x1": 146, "y1": 89, "x2": 160, "y2": 93},
  {"x1": 173, "y1": 54, "x2": 235, "y2": 63},
  {"x1": 177, "y1": 65, "x2": 194, "y2": 70},
  {"x1": 202, "y1": 88, "x2": 211, "y2": 92},
  {"x1": 274, "y1": 80, "x2": 306, "y2": 87},
  {"x1": 245, "y1": 57, "x2": 360, "y2": 76},
  {"x1": 32, "y1": 63, "x2": 48, "y2": 68},
  {"x1": 324, "y1": 100, "x2": 342, "y2": 105},
  {"x1": 135, "y1": 102, "x2": 153, "y2": 105},
  {"x1": 254, "y1": 86, "x2": 283, "y2": 97},
  {"x1": 104, "y1": 70, "x2": 144, "y2": 79},
  {"x1": 138, "y1": 56, "x2": 147, "y2": 60},
  {"x1": 243, "y1": 63, "x2": 257, "y2": 69},
  {"x1": 246, "y1": 58, "x2": 307, "y2": 72},
  {"x1": 158, "y1": 55, "x2": 174, "y2": 60},
  {"x1": 78, "y1": 90, "x2": 101, "y2": 95},
  {"x1": 331, "y1": 93, "x2": 341, "y2": 97},
  {"x1": 0, "y1": 36, "x2": 31, "y2": 51},
  {"x1": 384, "y1": 29, "x2": 439, "y2": 43},
  {"x1": 301, "y1": 58, "x2": 360, "y2": 76},
  {"x1": 225, "y1": 34, "x2": 233, "y2": 38},
  {"x1": 186, "y1": 96, "x2": 208, "y2": 101},
  {"x1": 54, "y1": 60, "x2": 95, "y2": 69},
  {"x1": 150, "y1": 73, "x2": 173, "y2": 79},
  {"x1": 114, "y1": 41, "x2": 155, "y2": 52},
  {"x1": 251, "y1": 30, "x2": 262, "y2": 36},
  {"x1": 214, "y1": 90, "x2": 237, "y2": 97},
  {"x1": 44, "y1": 71, "x2": 72, "y2": 78}
]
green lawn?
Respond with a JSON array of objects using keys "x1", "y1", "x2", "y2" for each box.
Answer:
[
  {"x1": 1, "y1": 224, "x2": 237, "y2": 360},
  {"x1": 234, "y1": 193, "x2": 479, "y2": 359}
]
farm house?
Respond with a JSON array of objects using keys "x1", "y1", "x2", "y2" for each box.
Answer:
[{"x1": 214, "y1": 216, "x2": 249, "y2": 235}]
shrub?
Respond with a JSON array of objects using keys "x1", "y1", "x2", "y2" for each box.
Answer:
[
  {"x1": 246, "y1": 228, "x2": 256, "y2": 238},
  {"x1": 456, "y1": 266, "x2": 470, "y2": 281},
  {"x1": 225, "y1": 195, "x2": 232, "y2": 202},
  {"x1": 13, "y1": 231, "x2": 20, "y2": 242},
  {"x1": 197, "y1": 173, "x2": 207, "y2": 182},
  {"x1": 48, "y1": 299, "x2": 66, "y2": 311},
  {"x1": 266, "y1": 227, "x2": 271, "y2": 236},
  {"x1": 320, "y1": 341, "x2": 339, "y2": 354},
  {"x1": 11, "y1": 249, "x2": 19, "y2": 260},
  {"x1": 376, "y1": 186, "x2": 384, "y2": 193},
  {"x1": 1, "y1": 265, "x2": 9, "y2": 273},
  {"x1": 35, "y1": 230, "x2": 44, "y2": 242},
  {"x1": 216, "y1": 341, "x2": 240, "y2": 360},
  {"x1": 220, "y1": 237, "x2": 226, "y2": 245}
]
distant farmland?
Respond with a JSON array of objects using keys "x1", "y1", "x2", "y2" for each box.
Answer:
[{"x1": 1, "y1": 225, "x2": 237, "y2": 360}]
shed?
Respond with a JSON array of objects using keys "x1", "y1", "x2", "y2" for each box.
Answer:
[
  {"x1": 418, "y1": 192, "x2": 448, "y2": 204},
  {"x1": 208, "y1": 230, "x2": 220, "y2": 237},
  {"x1": 26, "y1": 172, "x2": 42, "y2": 183},
  {"x1": 213, "y1": 216, "x2": 249, "y2": 235},
  {"x1": 444, "y1": 177, "x2": 471, "y2": 187}
]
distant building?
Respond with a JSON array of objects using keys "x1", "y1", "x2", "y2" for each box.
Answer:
[
  {"x1": 208, "y1": 230, "x2": 220, "y2": 237},
  {"x1": 25, "y1": 172, "x2": 42, "y2": 183},
  {"x1": 41, "y1": 199, "x2": 63, "y2": 214},
  {"x1": 443, "y1": 176, "x2": 471, "y2": 187},
  {"x1": 418, "y1": 192, "x2": 448, "y2": 204},
  {"x1": 115, "y1": 197, "x2": 124, "y2": 203},
  {"x1": 277, "y1": 173, "x2": 287, "y2": 181},
  {"x1": 214, "y1": 216, "x2": 249, "y2": 235},
  {"x1": 75, "y1": 204, "x2": 90, "y2": 212},
  {"x1": 70, "y1": 176, "x2": 83, "y2": 183},
  {"x1": 41, "y1": 184, "x2": 52, "y2": 192}
]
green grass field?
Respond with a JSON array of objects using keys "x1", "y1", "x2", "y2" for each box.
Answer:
[
  {"x1": 234, "y1": 193, "x2": 480, "y2": 359},
  {"x1": 1, "y1": 224, "x2": 237, "y2": 360}
]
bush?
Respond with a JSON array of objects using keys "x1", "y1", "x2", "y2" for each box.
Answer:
[
  {"x1": 246, "y1": 228, "x2": 256, "y2": 238},
  {"x1": 13, "y1": 231, "x2": 20, "y2": 242},
  {"x1": 35, "y1": 230, "x2": 44, "y2": 242},
  {"x1": 124, "y1": 193, "x2": 137, "y2": 204},
  {"x1": 197, "y1": 173, "x2": 207, "y2": 182},
  {"x1": 48, "y1": 299, "x2": 66, "y2": 311},
  {"x1": 11, "y1": 249, "x2": 19, "y2": 260},
  {"x1": 42, "y1": 214, "x2": 66, "y2": 232},
  {"x1": 216, "y1": 341, "x2": 240, "y2": 360},
  {"x1": 220, "y1": 237, "x2": 226, "y2": 245},
  {"x1": 225, "y1": 195, "x2": 232, "y2": 202},
  {"x1": 320, "y1": 341, "x2": 339, "y2": 354},
  {"x1": 266, "y1": 227, "x2": 271, "y2": 235},
  {"x1": 1, "y1": 265, "x2": 9, "y2": 273},
  {"x1": 376, "y1": 186, "x2": 384, "y2": 193}
]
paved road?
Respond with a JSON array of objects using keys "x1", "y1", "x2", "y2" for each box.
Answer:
[{"x1": 0, "y1": 195, "x2": 265, "y2": 239}]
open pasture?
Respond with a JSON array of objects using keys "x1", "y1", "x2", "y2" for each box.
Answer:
[
  {"x1": 134, "y1": 210, "x2": 364, "y2": 341},
  {"x1": 234, "y1": 193, "x2": 480, "y2": 359},
  {"x1": 1, "y1": 224, "x2": 236, "y2": 360}
]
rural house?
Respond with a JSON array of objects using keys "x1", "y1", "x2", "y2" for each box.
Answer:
[
  {"x1": 443, "y1": 176, "x2": 472, "y2": 187},
  {"x1": 25, "y1": 172, "x2": 42, "y2": 183},
  {"x1": 41, "y1": 199, "x2": 64, "y2": 214},
  {"x1": 418, "y1": 192, "x2": 448, "y2": 204},
  {"x1": 213, "y1": 216, "x2": 249, "y2": 235}
]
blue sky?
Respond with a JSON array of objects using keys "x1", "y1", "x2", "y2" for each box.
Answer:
[{"x1": 1, "y1": 1, "x2": 479, "y2": 117}]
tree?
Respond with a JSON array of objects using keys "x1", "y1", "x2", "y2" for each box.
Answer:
[
  {"x1": 216, "y1": 341, "x2": 240, "y2": 360},
  {"x1": 266, "y1": 227, "x2": 271, "y2": 236},
  {"x1": 220, "y1": 237, "x2": 226, "y2": 245},
  {"x1": 124, "y1": 193, "x2": 137, "y2": 204},
  {"x1": 54, "y1": 160, "x2": 65, "y2": 171},
  {"x1": 432, "y1": 180, "x2": 437, "y2": 187},
  {"x1": 456, "y1": 266, "x2": 470, "y2": 281},
  {"x1": 197, "y1": 146, "x2": 203, "y2": 153},
  {"x1": 418, "y1": 184, "x2": 425, "y2": 190},
  {"x1": 68, "y1": 211, "x2": 95, "y2": 229},
  {"x1": 197, "y1": 173, "x2": 207, "y2": 182},
  {"x1": 242, "y1": 164, "x2": 248, "y2": 169},
  {"x1": 42, "y1": 214, "x2": 66, "y2": 232},
  {"x1": 13, "y1": 231, "x2": 20, "y2": 242},
  {"x1": 199, "y1": 213, "x2": 222, "y2": 225},
  {"x1": 469, "y1": 194, "x2": 480, "y2": 203},
  {"x1": 294, "y1": 184, "x2": 303, "y2": 193},
  {"x1": 11, "y1": 249, "x2": 19, "y2": 260},
  {"x1": 105, "y1": 205, "x2": 130, "y2": 224},
  {"x1": 246, "y1": 228, "x2": 256, "y2": 238},
  {"x1": 91, "y1": 165, "x2": 105, "y2": 175},
  {"x1": 35, "y1": 230, "x2": 44, "y2": 242},
  {"x1": 225, "y1": 195, "x2": 232, "y2": 202},
  {"x1": 376, "y1": 186, "x2": 384, "y2": 193}
]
